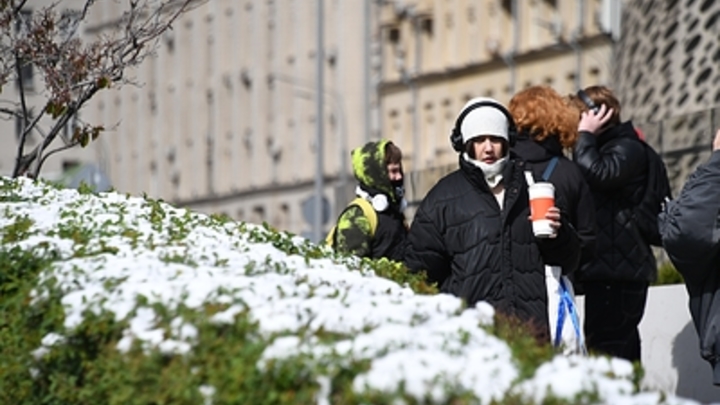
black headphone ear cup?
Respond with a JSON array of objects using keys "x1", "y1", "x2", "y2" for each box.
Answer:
[
  {"x1": 450, "y1": 128, "x2": 463, "y2": 152},
  {"x1": 508, "y1": 127, "x2": 517, "y2": 147},
  {"x1": 577, "y1": 89, "x2": 600, "y2": 114}
]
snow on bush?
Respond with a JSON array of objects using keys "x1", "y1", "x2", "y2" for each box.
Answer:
[{"x1": 0, "y1": 177, "x2": 699, "y2": 405}]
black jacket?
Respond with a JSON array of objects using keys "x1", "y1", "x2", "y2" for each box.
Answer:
[
  {"x1": 370, "y1": 207, "x2": 408, "y2": 261},
  {"x1": 405, "y1": 155, "x2": 581, "y2": 336},
  {"x1": 660, "y1": 151, "x2": 720, "y2": 385},
  {"x1": 573, "y1": 121, "x2": 656, "y2": 282},
  {"x1": 513, "y1": 134, "x2": 596, "y2": 269}
]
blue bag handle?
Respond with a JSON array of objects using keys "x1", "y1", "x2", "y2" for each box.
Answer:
[{"x1": 553, "y1": 277, "x2": 586, "y2": 354}]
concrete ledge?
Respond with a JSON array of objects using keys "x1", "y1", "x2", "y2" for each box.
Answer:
[{"x1": 576, "y1": 284, "x2": 720, "y2": 403}]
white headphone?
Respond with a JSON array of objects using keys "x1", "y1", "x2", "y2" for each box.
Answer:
[{"x1": 355, "y1": 186, "x2": 389, "y2": 212}]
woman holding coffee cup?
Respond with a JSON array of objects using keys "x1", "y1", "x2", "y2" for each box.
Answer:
[
  {"x1": 508, "y1": 85, "x2": 597, "y2": 269},
  {"x1": 405, "y1": 97, "x2": 581, "y2": 342},
  {"x1": 508, "y1": 85, "x2": 597, "y2": 353}
]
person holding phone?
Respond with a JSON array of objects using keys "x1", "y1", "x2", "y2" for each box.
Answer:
[{"x1": 569, "y1": 86, "x2": 655, "y2": 363}]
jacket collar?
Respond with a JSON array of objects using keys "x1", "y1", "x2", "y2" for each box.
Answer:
[
  {"x1": 459, "y1": 154, "x2": 495, "y2": 193},
  {"x1": 513, "y1": 132, "x2": 563, "y2": 162},
  {"x1": 459, "y1": 153, "x2": 525, "y2": 216},
  {"x1": 597, "y1": 121, "x2": 638, "y2": 147}
]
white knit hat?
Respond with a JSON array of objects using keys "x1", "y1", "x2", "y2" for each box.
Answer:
[{"x1": 457, "y1": 97, "x2": 510, "y2": 145}]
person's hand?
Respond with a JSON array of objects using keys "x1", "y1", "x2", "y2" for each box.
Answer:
[
  {"x1": 527, "y1": 206, "x2": 561, "y2": 238},
  {"x1": 546, "y1": 206, "x2": 562, "y2": 235},
  {"x1": 578, "y1": 104, "x2": 614, "y2": 135},
  {"x1": 713, "y1": 128, "x2": 720, "y2": 151}
]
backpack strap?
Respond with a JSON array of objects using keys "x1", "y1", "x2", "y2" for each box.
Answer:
[
  {"x1": 325, "y1": 197, "x2": 379, "y2": 247},
  {"x1": 351, "y1": 197, "x2": 379, "y2": 236},
  {"x1": 542, "y1": 156, "x2": 559, "y2": 182}
]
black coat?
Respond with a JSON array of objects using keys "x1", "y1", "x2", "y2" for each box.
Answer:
[
  {"x1": 371, "y1": 208, "x2": 408, "y2": 262},
  {"x1": 573, "y1": 121, "x2": 656, "y2": 283},
  {"x1": 513, "y1": 134, "x2": 596, "y2": 269},
  {"x1": 405, "y1": 155, "x2": 581, "y2": 335},
  {"x1": 660, "y1": 151, "x2": 720, "y2": 384}
]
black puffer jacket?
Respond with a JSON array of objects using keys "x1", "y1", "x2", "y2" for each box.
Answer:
[
  {"x1": 368, "y1": 208, "x2": 407, "y2": 261},
  {"x1": 513, "y1": 134, "x2": 596, "y2": 269},
  {"x1": 573, "y1": 121, "x2": 656, "y2": 282},
  {"x1": 405, "y1": 155, "x2": 581, "y2": 335}
]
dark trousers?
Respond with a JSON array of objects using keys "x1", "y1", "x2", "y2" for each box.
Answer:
[{"x1": 583, "y1": 281, "x2": 649, "y2": 363}]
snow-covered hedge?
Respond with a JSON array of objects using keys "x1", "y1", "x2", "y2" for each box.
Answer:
[{"x1": 0, "y1": 177, "x2": 697, "y2": 404}]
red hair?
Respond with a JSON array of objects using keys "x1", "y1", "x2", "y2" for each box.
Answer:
[{"x1": 509, "y1": 85, "x2": 580, "y2": 148}]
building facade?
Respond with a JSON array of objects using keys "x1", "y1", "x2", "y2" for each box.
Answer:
[
  {"x1": 378, "y1": 0, "x2": 619, "y2": 174},
  {"x1": 2, "y1": 0, "x2": 625, "y2": 240},
  {"x1": 615, "y1": 0, "x2": 720, "y2": 123}
]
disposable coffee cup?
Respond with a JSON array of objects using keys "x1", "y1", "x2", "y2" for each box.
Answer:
[{"x1": 528, "y1": 182, "x2": 556, "y2": 238}]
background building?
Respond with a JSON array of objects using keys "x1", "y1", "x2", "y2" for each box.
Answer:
[
  {"x1": 1, "y1": 0, "x2": 718, "y2": 241},
  {"x1": 377, "y1": 0, "x2": 618, "y2": 172},
  {"x1": 614, "y1": 0, "x2": 720, "y2": 196}
]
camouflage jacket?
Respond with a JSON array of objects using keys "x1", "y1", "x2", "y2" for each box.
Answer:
[{"x1": 333, "y1": 139, "x2": 408, "y2": 261}]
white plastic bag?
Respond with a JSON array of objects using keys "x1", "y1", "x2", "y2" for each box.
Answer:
[{"x1": 545, "y1": 265, "x2": 587, "y2": 355}]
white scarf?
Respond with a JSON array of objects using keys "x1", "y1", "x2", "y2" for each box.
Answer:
[{"x1": 463, "y1": 153, "x2": 507, "y2": 188}]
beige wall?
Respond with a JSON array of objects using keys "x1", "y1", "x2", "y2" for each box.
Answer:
[
  {"x1": 0, "y1": 0, "x2": 621, "y2": 240},
  {"x1": 378, "y1": 0, "x2": 614, "y2": 172}
]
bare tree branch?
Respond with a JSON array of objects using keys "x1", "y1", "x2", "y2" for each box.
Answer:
[
  {"x1": 12, "y1": 51, "x2": 30, "y2": 177},
  {"x1": 3, "y1": 0, "x2": 198, "y2": 178},
  {"x1": 0, "y1": 106, "x2": 20, "y2": 118},
  {"x1": 28, "y1": 86, "x2": 100, "y2": 177},
  {"x1": 39, "y1": 139, "x2": 80, "y2": 171},
  {"x1": 11, "y1": 0, "x2": 29, "y2": 16}
]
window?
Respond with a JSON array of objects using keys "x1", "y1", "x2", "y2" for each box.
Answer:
[
  {"x1": 62, "y1": 160, "x2": 80, "y2": 172},
  {"x1": 59, "y1": 10, "x2": 81, "y2": 41},
  {"x1": 467, "y1": 6, "x2": 477, "y2": 23},
  {"x1": 275, "y1": 203, "x2": 290, "y2": 230},
  {"x1": 164, "y1": 31, "x2": 175, "y2": 53},
  {"x1": 15, "y1": 109, "x2": 34, "y2": 142},
  {"x1": 252, "y1": 205, "x2": 266, "y2": 224},
  {"x1": 62, "y1": 113, "x2": 79, "y2": 144},
  {"x1": 241, "y1": 68, "x2": 252, "y2": 89},
  {"x1": 14, "y1": 9, "x2": 32, "y2": 34},
  {"x1": 387, "y1": 26, "x2": 401, "y2": 43},
  {"x1": 15, "y1": 112, "x2": 24, "y2": 141},
  {"x1": 16, "y1": 59, "x2": 34, "y2": 90},
  {"x1": 421, "y1": 16, "x2": 433, "y2": 35},
  {"x1": 501, "y1": 0, "x2": 512, "y2": 14}
]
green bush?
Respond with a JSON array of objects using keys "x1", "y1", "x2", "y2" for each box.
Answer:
[
  {"x1": 654, "y1": 261, "x2": 684, "y2": 286},
  {"x1": 0, "y1": 177, "x2": 657, "y2": 405},
  {"x1": 0, "y1": 253, "x2": 451, "y2": 405}
]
